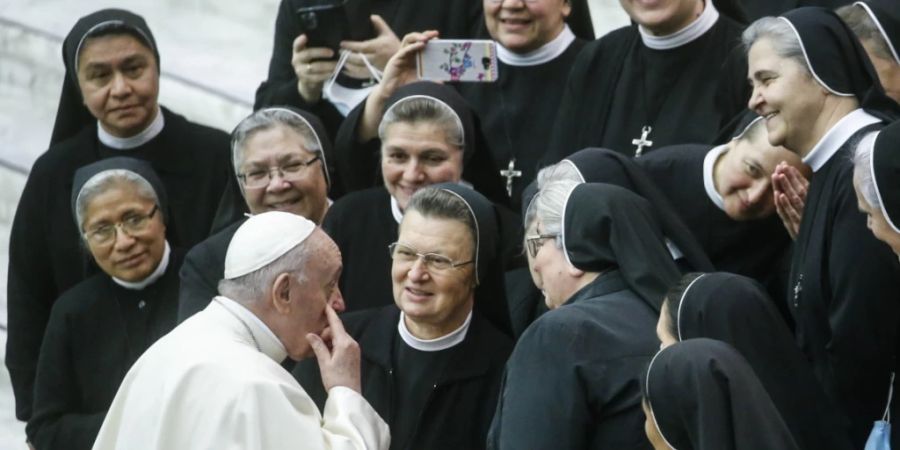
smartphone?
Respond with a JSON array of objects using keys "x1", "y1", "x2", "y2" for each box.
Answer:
[
  {"x1": 416, "y1": 39, "x2": 499, "y2": 83},
  {"x1": 295, "y1": 0, "x2": 374, "y2": 55}
]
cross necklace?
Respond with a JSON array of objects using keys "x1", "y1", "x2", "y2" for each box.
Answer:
[
  {"x1": 497, "y1": 85, "x2": 523, "y2": 198},
  {"x1": 633, "y1": 44, "x2": 696, "y2": 157}
]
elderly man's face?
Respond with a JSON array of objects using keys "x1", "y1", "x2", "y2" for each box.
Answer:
[
  {"x1": 239, "y1": 125, "x2": 329, "y2": 224},
  {"x1": 284, "y1": 230, "x2": 345, "y2": 361}
]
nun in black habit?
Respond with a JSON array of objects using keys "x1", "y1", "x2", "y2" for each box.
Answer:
[
  {"x1": 504, "y1": 149, "x2": 714, "y2": 337},
  {"x1": 840, "y1": 0, "x2": 900, "y2": 103},
  {"x1": 642, "y1": 338, "x2": 800, "y2": 450},
  {"x1": 177, "y1": 106, "x2": 335, "y2": 321},
  {"x1": 853, "y1": 120, "x2": 900, "y2": 258},
  {"x1": 323, "y1": 82, "x2": 521, "y2": 316},
  {"x1": 294, "y1": 184, "x2": 512, "y2": 450},
  {"x1": 6, "y1": 9, "x2": 233, "y2": 422},
  {"x1": 745, "y1": 8, "x2": 900, "y2": 445},
  {"x1": 26, "y1": 158, "x2": 181, "y2": 450},
  {"x1": 544, "y1": 0, "x2": 750, "y2": 161},
  {"x1": 488, "y1": 182, "x2": 681, "y2": 450},
  {"x1": 659, "y1": 272, "x2": 854, "y2": 450}
]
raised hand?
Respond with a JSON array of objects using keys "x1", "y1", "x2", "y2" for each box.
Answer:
[{"x1": 306, "y1": 304, "x2": 362, "y2": 393}]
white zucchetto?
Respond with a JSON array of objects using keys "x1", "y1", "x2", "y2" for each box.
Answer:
[{"x1": 224, "y1": 211, "x2": 316, "y2": 279}]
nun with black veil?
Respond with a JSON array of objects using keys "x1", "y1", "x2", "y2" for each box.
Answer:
[
  {"x1": 488, "y1": 181, "x2": 681, "y2": 450},
  {"x1": 322, "y1": 79, "x2": 521, "y2": 316},
  {"x1": 26, "y1": 157, "x2": 181, "y2": 450},
  {"x1": 6, "y1": 8, "x2": 234, "y2": 422},
  {"x1": 657, "y1": 272, "x2": 855, "y2": 450},
  {"x1": 294, "y1": 183, "x2": 512, "y2": 450},
  {"x1": 744, "y1": 7, "x2": 900, "y2": 444},
  {"x1": 642, "y1": 338, "x2": 800, "y2": 450}
]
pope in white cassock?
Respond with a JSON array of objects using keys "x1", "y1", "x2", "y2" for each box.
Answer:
[{"x1": 92, "y1": 212, "x2": 390, "y2": 450}]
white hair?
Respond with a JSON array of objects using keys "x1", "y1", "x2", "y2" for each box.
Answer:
[
  {"x1": 527, "y1": 179, "x2": 580, "y2": 249},
  {"x1": 74, "y1": 169, "x2": 160, "y2": 231},
  {"x1": 217, "y1": 239, "x2": 312, "y2": 304}
]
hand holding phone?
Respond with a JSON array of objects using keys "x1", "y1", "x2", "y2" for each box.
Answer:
[{"x1": 416, "y1": 39, "x2": 499, "y2": 83}]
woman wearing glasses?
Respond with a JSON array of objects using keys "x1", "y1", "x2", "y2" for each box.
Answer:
[
  {"x1": 26, "y1": 157, "x2": 180, "y2": 450},
  {"x1": 489, "y1": 181, "x2": 680, "y2": 450},
  {"x1": 296, "y1": 183, "x2": 512, "y2": 450}
]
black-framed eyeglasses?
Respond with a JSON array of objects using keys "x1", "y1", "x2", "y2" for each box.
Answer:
[
  {"x1": 524, "y1": 233, "x2": 557, "y2": 258},
  {"x1": 388, "y1": 242, "x2": 474, "y2": 272},
  {"x1": 83, "y1": 204, "x2": 159, "y2": 246},
  {"x1": 238, "y1": 155, "x2": 321, "y2": 189}
]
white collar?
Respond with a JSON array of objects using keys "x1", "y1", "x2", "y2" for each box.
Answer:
[
  {"x1": 803, "y1": 109, "x2": 881, "y2": 172},
  {"x1": 214, "y1": 296, "x2": 288, "y2": 362},
  {"x1": 497, "y1": 25, "x2": 576, "y2": 67},
  {"x1": 390, "y1": 195, "x2": 404, "y2": 224},
  {"x1": 703, "y1": 144, "x2": 728, "y2": 211},
  {"x1": 398, "y1": 310, "x2": 471, "y2": 352},
  {"x1": 97, "y1": 106, "x2": 165, "y2": 150},
  {"x1": 639, "y1": 0, "x2": 719, "y2": 50},
  {"x1": 112, "y1": 241, "x2": 171, "y2": 290}
]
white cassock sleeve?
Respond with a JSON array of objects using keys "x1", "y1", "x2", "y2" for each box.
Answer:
[{"x1": 93, "y1": 368, "x2": 389, "y2": 450}]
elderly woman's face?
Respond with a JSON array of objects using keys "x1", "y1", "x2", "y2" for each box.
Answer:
[
  {"x1": 381, "y1": 122, "x2": 464, "y2": 210},
  {"x1": 239, "y1": 125, "x2": 329, "y2": 224},
  {"x1": 747, "y1": 38, "x2": 827, "y2": 154},
  {"x1": 854, "y1": 174, "x2": 900, "y2": 257},
  {"x1": 483, "y1": 0, "x2": 570, "y2": 53},
  {"x1": 81, "y1": 181, "x2": 166, "y2": 282},
  {"x1": 392, "y1": 210, "x2": 476, "y2": 336},
  {"x1": 77, "y1": 34, "x2": 160, "y2": 138}
]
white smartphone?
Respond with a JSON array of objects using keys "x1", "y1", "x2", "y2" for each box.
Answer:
[{"x1": 416, "y1": 39, "x2": 499, "y2": 82}]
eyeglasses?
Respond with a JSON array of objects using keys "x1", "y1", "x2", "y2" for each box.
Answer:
[
  {"x1": 524, "y1": 233, "x2": 557, "y2": 258},
  {"x1": 83, "y1": 205, "x2": 159, "y2": 246},
  {"x1": 388, "y1": 242, "x2": 474, "y2": 272},
  {"x1": 238, "y1": 156, "x2": 321, "y2": 189}
]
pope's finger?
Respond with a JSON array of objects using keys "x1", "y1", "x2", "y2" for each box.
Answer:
[{"x1": 306, "y1": 333, "x2": 331, "y2": 363}]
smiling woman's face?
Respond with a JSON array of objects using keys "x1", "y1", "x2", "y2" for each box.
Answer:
[
  {"x1": 483, "y1": 0, "x2": 571, "y2": 53},
  {"x1": 381, "y1": 121, "x2": 464, "y2": 210},
  {"x1": 82, "y1": 181, "x2": 166, "y2": 282}
]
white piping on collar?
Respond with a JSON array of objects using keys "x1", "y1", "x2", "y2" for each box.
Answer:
[
  {"x1": 644, "y1": 349, "x2": 678, "y2": 450},
  {"x1": 855, "y1": 2, "x2": 900, "y2": 65},
  {"x1": 214, "y1": 295, "x2": 288, "y2": 362},
  {"x1": 639, "y1": 0, "x2": 719, "y2": 50},
  {"x1": 75, "y1": 20, "x2": 156, "y2": 73},
  {"x1": 866, "y1": 131, "x2": 900, "y2": 233},
  {"x1": 778, "y1": 17, "x2": 854, "y2": 97},
  {"x1": 560, "y1": 159, "x2": 587, "y2": 182},
  {"x1": 98, "y1": 106, "x2": 164, "y2": 150},
  {"x1": 390, "y1": 195, "x2": 404, "y2": 224},
  {"x1": 703, "y1": 144, "x2": 728, "y2": 212},
  {"x1": 398, "y1": 310, "x2": 472, "y2": 352},
  {"x1": 112, "y1": 240, "x2": 171, "y2": 290},
  {"x1": 803, "y1": 109, "x2": 881, "y2": 172},
  {"x1": 261, "y1": 107, "x2": 331, "y2": 187},
  {"x1": 560, "y1": 183, "x2": 579, "y2": 269},
  {"x1": 675, "y1": 273, "x2": 708, "y2": 341},
  {"x1": 440, "y1": 188, "x2": 482, "y2": 284},
  {"x1": 497, "y1": 25, "x2": 576, "y2": 66}
]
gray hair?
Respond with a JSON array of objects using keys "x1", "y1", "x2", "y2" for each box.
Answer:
[
  {"x1": 527, "y1": 179, "x2": 580, "y2": 249},
  {"x1": 405, "y1": 187, "x2": 477, "y2": 257},
  {"x1": 742, "y1": 17, "x2": 808, "y2": 74},
  {"x1": 853, "y1": 131, "x2": 882, "y2": 210},
  {"x1": 217, "y1": 238, "x2": 312, "y2": 304},
  {"x1": 377, "y1": 96, "x2": 465, "y2": 149},
  {"x1": 74, "y1": 169, "x2": 160, "y2": 231},
  {"x1": 230, "y1": 108, "x2": 323, "y2": 176},
  {"x1": 837, "y1": 4, "x2": 896, "y2": 62},
  {"x1": 525, "y1": 162, "x2": 584, "y2": 229}
]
